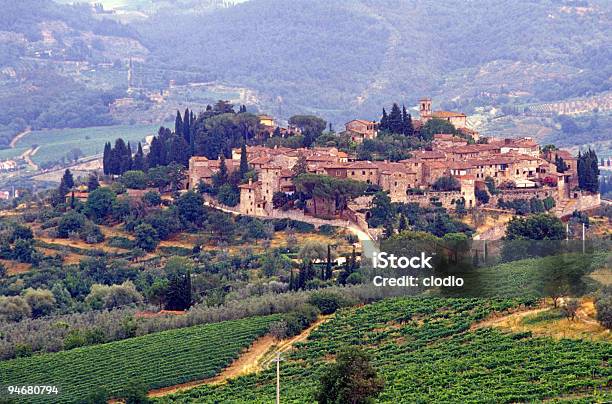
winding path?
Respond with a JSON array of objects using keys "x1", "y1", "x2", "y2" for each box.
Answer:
[
  {"x1": 203, "y1": 200, "x2": 379, "y2": 259},
  {"x1": 9, "y1": 127, "x2": 31, "y2": 148}
]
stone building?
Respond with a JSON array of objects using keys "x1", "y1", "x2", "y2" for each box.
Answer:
[
  {"x1": 418, "y1": 98, "x2": 467, "y2": 129},
  {"x1": 344, "y1": 119, "x2": 379, "y2": 143}
]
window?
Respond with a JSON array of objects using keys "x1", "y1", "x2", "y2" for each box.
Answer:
[{"x1": 362, "y1": 170, "x2": 365, "y2": 175}]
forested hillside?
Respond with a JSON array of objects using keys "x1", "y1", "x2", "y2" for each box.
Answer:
[
  {"x1": 137, "y1": 0, "x2": 612, "y2": 120},
  {"x1": 0, "y1": 0, "x2": 137, "y2": 146}
]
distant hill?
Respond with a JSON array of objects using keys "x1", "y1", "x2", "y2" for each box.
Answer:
[
  {"x1": 136, "y1": 0, "x2": 612, "y2": 122},
  {"x1": 0, "y1": 0, "x2": 610, "y2": 146}
]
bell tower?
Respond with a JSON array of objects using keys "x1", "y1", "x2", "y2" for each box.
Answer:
[{"x1": 419, "y1": 97, "x2": 432, "y2": 120}]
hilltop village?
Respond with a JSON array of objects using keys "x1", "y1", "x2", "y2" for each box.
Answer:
[{"x1": 187, "y1": 98, "x2": 600, "y2": 231}]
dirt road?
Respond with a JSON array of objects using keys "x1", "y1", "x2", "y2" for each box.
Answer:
[{"x1": 147, "y1": 315, "x2": 332, "y2": 398}]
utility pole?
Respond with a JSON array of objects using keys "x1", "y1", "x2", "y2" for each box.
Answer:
[
  {"x1": 582, "y1": 222, "x2": 585, "y2": 254},
  {"x1": 272, "y1": 351, "x2": 283, "y2": 404}
]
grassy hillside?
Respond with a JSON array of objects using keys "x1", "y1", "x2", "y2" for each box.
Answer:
[
  {"x1": 19, "y1": 124, "x2": 159, "y2": 166},
  {"x1": 0, "y1": 314, "x2": 279, "y2": 403},
  {"x1": 160, "y1": 298, "x2": 611, "y2": 403}
]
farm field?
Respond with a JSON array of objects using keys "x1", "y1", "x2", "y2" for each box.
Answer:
[
  {"x1": 0, "y1": 314, "x2": 279, "y2": 403},
  {"x1": 0, "y1": 124, "x2": 163, "y2": 165},
  {"x1": 160, "y1": 297, "x2": 611, "y2": 403}
]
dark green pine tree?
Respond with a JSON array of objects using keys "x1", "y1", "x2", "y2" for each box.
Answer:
[
  {"x1": 87, "y1": 174, "x2": 100, "y2": 192},
  {"x1": 182, "y1": 269, "x2": 192, "y2": 310},
  {"x1": 398, "y1": 214, "x2": 408, "y2": 232},
  {"x1": 55, "y1": 169, "x2": 74, "y2": 206},
  {"x1": 174, "y1": 110, "x2": 183, "y2": 138},
  {"x1": 273, "y1": 127, "x2": 282, "y2": 138},
  {"x1": 147, "y1": 136, "x2": 164, "y2": 168},
  {"x1": 239, "y1": 143, "x2": 249, "y2": 179},
  {"x1": 102, "y1": 142, "x2": 112, "y2": 176},
  {"x1": 325, "y1": 244, "x2": 333, "y2": 280},
  {"x1": 126, "y1": 142, "x2": 133, "y2": 172},
  {"x1": 132, "y1": 142, "x2": 146, "y2": 171},
  {"x1": 577, "y1": 151, "x2": 584, "y2": 189},
  {"x1": 383, "y1": 221, "x2": 394, "y2": 239},
  {"x1": 113, "y1": 138, "x2": 130, "y2": 175},
  {"x1": 388, "y1": 103, "x2": 403, "y2": 134},
  {"x1": 289, "y1": 268, "x2": 295, "y2": 291},
  {"x1": 61, "y1": 169, "x2": 74, "y2": 190},
  {"x1": 213, "y1": 154, "x2": 229, "y2": 188},
  {"x1": 380, "y1": 108, "x2": 389, "y2": 131},
  {"x1": 297, "y1": 260, "x2": 310, "y2": 290},
  {"x1": 183, "y1": 108, "x2": 190, "y2": 144},
  {"x1": 401, "y1": 105, "x2": 413, "y2": 136},
  {"x1": 585, "y1": 148, "x2": 600, "y2": 193},
  {"x1": 168, "y1": 135, "x2": 190, "y2": 167}
]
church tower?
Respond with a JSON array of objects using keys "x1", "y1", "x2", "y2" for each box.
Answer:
[{"x1": 419, "y1": 97, "x2": 432, "y2": 120}]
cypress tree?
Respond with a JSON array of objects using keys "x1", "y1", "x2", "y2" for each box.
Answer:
[
  {"x1": 183, "y1": 269, "x2": 192, "y2": 310},
  {"x1": 168, "y1": 135, "x2": 190, "y2": 167},
  {"x1": 102, "y1": 142, "x2": 111, "y2": 176},
  {"x1": 388, "y1": 103, "x2": 403, "y2": 134},
  {"x1": 213, "y1": 154, "x2": 229, "y2": 188},
  {"x1": 61, "y1": 169, "x2": 74, "y2": 189},
  {"x1": 239, "y1": 143, "x2": 249, "y2": 178},
  {"x1": 325, "y1": 244, "x2": 332, "y2": 280},
  {"x1": 174, "y1": 110, "x2": 183, "y2": 138},
  {"x1": 402, "y1": 106, "x2": 413, "y2": 136},
  {"x1": 147, "y1": 137, "x2": 163, "y2": 168},
  {"x1": 380, "y1": 108, "x2": 389, "y2": 131},
  {"x1": 398, "y1": 214, "x2": 408, "y2": 232},
  {"x1": 126, "y1": 142, "x2": 133, "y2": 171},
  {"x1": 133, "y1": 142, "x2": 146, "y2": 171},
  {"x1": 183, "y1": 108, "x2": 190, "y2": 144},
  {"x1": 113, "y1": 138, "x2": 130, "y2": 175},
  {"x1": 289, "y1": 268, "x2": 295, "y2": 291}
]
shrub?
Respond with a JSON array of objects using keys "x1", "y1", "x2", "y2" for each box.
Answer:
[
  {"x1": 14, "y1": 343, "x2": 33, "y2": 358},
  {"x1": 318, "y1": 224, "x2": 336, "y2": 235},
  {"x1": 282, "y1": 304, "x2": 319, "y2": 337},
  {"x1": 57, "y1": 211, "x2": 86, "y2": 238},
  {"x1": 142, "y1": 191, "x2": 162, "y2": 207},
  {"x1": 134, "y1": 223, "x2": 159, "y2": 252},
  {"x1": 346, "y1": 272, "x2": 365, "y2": 285},
  {"x1": 79, "y1": 222, "x2": 105, "y2": 244},
  {"x1": 432, "y1": 176, "x2": 460, "y2": 191},
  {"x1": 0, "y1": 296, "x2": 31, "y2": 322},
  {"x1": 23, "y1": 288, "x2": 56, "y2": 318},
  {"x1": 308, "y1": 291, "x2": 354, "y2": 314},
  {"x1": 121, "y1": 170, "x2": 148, "y2": 190},
  {"x1": 107, "y1": 236, "x2": 135, "y2": 249},
  {"x1": 595, "y1": 286, "x2": 612, "y2": 330},
  {"x1": 217, "y1": 184, "x2": 239, "y2": 207}
]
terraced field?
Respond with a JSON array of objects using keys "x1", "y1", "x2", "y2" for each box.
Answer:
[
  {"x1": 0, "y1": 314, "x2": 279, "y2": 403},
  {"x1": 160, "y1": 298, "x2": 611, "y2": 403}
]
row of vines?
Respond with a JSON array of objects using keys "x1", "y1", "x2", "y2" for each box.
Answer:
[
  {"x1": 0, "y1": 314, "x2": 280, "y2": 403},
  {"x1": 160, "y1": 298, "x2": 611, "y2": 403}
]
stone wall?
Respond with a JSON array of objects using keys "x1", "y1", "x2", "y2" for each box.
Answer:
[
  {"x1": 404, "y1": 190, "x2": 464, "y2": 210},
  {"x1": 490, "y1": 187, "x2": 558, "y2": 205}
]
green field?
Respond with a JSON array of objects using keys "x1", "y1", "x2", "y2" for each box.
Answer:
[
  {"x1": 161, "y1": 298, "x2": 611, "y2": 403},
  {"x1": 0, "y1": 314, "x2": 279, "y2": 403},
  {"x1": 0, "y1": 124, "x2": 162, "y2": 165}
]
